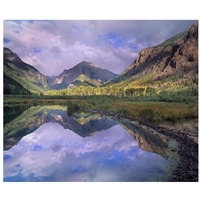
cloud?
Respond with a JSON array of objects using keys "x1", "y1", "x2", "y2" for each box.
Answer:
[
  {"x1": 4, "y1": 122, "x2": 168, "y2": 181},
  {"x1": 3, "y1": 20, "x2": 195, "y2": 76}
]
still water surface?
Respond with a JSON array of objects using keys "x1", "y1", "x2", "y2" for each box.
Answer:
[{"x1": 4, "y1": 105, "x2": 179, "y2": 181}]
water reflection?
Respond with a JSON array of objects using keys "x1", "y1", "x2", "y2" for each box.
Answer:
[
  {"x1": 4, "y1": 105, "x2": 179, "y2": 182},
  {"x1": 4, "y1": 105, "x2": 116, "y2": 150}
]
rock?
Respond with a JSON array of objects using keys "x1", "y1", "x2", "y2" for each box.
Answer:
[{"x1": 109, "y1": 21, "x2": 198, "y2": 84}]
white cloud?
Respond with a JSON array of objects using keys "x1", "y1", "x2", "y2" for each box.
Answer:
[
  {"x1": 4, "y1": 20, "x2": 195, "y2": 76},
  {"x1": 4, "y1": 122, "x2": 168, "y2": 181}
]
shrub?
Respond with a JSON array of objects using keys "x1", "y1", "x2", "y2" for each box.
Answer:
[
  {"x1": 67, "y1": 101, "x2": 81, "y2": 116},
  {"x1": 139, "y1": 108, "x2": 154, "y2": 120}
]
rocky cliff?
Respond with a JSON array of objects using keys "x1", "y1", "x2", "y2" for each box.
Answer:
[{"x1": 109, "y1": 21, "x2": 198, "y2": 84}]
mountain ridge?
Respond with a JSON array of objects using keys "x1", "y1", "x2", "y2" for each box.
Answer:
[
  {"x1": 106, "y1": 21, "x2": 198, "y2": 86},
  {"x1": 4, "y1": 47, "x2": 51, "y2": 94},
  {"x1": 4, "y1": 21, "x2": 198, "y2": 96},
  {"x1": 68, "y1": 74, "x2": 101, "y2": 89},
  {"x1": 3, "y1": 47, "x2": 118, "y2": 93},
  {"x1": 49, "y1": 61, "x2": 117, "y2": 89}
]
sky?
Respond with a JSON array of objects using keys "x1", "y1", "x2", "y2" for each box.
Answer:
[
  {"x1": 3, "y1": 20, "x2": 195, "y2": 76},
  {"x1": 4, "y1": 122, "x2": 167, "y2": 181}
]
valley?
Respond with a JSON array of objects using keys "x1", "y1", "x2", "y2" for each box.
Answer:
[
  {"x1": 4, "y1": 22, "x2": 198, "y2": 104},
  {"x1": 3, "y1": 20, "x2": 198, "y2": 182}
]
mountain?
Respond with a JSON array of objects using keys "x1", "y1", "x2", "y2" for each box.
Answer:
[
  {"x1": 4, "y1": 73, "x2": 31, "y2": 95},
  {"x1": 68, "y1": 74, "x2": 101, "y2": 89},
  {"x1": 49, "y1": 61, "x2": 117, "y2": 89},
  {"x1": 4, "y1": 105, "x2": 116, "y2": 150},
  {"x1": 106, "y1": 21, "x2": 198, "y2": 86},
  {"x1": 4, "y1": 105, "x2": 178, "y2": 163},
  {"x1": 4, "y1": 48, "x2": 51, "y2": 94}
]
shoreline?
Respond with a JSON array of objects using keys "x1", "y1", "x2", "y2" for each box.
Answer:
[
  {"x1": 3, "y1": 100, "x2": 198, "y2": 181},
  {"x1": 85, "y1": 108, "x2": 198, "y2": 182}
]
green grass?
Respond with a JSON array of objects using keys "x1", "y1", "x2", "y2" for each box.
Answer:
[
  {"x1": 62, "y1": 96, "x2": 198, "y2": 123},
  {"x1": 154, "y1": 31, "x2": 187, "y2": 48},
  {"x1": 4, "y1": 91, "x2": 198, "y2": 124}
]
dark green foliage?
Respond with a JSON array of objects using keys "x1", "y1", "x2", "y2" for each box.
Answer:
[
  {"x1": 67, "y1": 101, "x2": 81, "y2": 116},
  {"x1": 88, "y1": 95, "x2": 113, "y2": 105},
  {"x1": 146, "y1": 87, "x2": 156, "y2": 96},
  {"x1": 4, "y1": 74, "x2": 31, "y2": 95},
  {"x1": 126, "y1": 87, "x2": 145, "y2": 97},
  {"x1": 192, "y1": 75, "x2": 198, "y2": 84},
  {"x1": 70, "y1": 80, "x2": 96, "y2": 88},
  {"x1": 139, "y1": 108, "x2": 154, "y2": 120},
  {"x1": 4, "y1": 48, "x2": 51, "y2": 94},
  {"x1": 4, "y1": 105, "x2": 30, "y2": 125},
  {"x1": 118, "y1": 109, "x2": 130, "y2": 116},
  {"x1": 154, "y1": 31, "x2": 187, "y2": 48}
]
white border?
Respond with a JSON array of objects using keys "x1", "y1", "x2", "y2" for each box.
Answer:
[{"x1": 0, "y1": 1, "x2": 199, "y2": 200}]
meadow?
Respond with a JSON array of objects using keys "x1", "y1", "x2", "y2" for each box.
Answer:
[{"x1": 4, "y1": 94, "x2": 198, "y2": 124}]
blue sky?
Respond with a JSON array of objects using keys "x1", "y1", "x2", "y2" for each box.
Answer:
[
  {"x1": 4, "y1": 38, "x2": 11, "y2": 43},
  {"x1": 4, "y1": 122, "x2": 168, "y2": 181},
  {"x1": 3, "y1": 20, "x2": 195, "y2": 76}
]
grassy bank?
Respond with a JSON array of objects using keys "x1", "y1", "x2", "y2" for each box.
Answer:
[
  {"x1": 4, "y1": 95, "x2": 198, "y2": 123},
  {"x1": 69, "y1": 96, "x2": 198, "y2": 123}
]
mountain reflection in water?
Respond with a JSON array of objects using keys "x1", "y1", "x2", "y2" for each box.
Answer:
[{"x1": 4, "y1": 105, "x2": 179, "y2": 182}]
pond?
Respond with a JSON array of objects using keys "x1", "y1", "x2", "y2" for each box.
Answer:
[{"x1": 4, "y1": 105, "x2": 181, "y2": 182}]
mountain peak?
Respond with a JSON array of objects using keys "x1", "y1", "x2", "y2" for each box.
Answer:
[
  {"x1": 77, "y1": 61, "x2": 100, "y2": 69},
  {"x1": 80, "y1": 61, "x2": 89, "y2": 64},
  {"x1": 50, "y1": 61, "x2": 117, "y2": 89},
  {"x1": 4, "y1": 47, "x2": 22, "y2": 63}
]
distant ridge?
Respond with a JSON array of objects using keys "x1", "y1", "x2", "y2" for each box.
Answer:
[{"x1": 48, "y1": 61, "x2": 117, "y2": 89}]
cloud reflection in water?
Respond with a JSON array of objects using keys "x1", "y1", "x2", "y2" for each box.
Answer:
[{"x1": 4, "y1": 122, "x2": 168, "y2": 181}]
